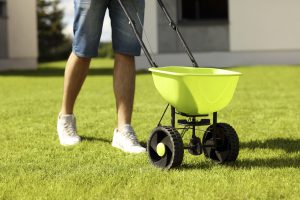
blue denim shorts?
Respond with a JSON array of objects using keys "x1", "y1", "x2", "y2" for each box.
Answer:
[{"x1": 73, "y1": 0, "x2": 145, "y2": 58}]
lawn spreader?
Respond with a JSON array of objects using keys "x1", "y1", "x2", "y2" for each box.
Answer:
[{"x1": 118, "y1": 0, "x2": 242, "y2": 169}]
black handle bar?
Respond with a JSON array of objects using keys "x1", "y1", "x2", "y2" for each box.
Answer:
[{"x1": 117, "y1": 0, "x2": 198, "y2": 68}]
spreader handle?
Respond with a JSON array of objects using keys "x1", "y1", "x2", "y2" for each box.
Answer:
[
  {"x1": 157, "y1": 0, "x2": 199, "y2": 67},
  {"x1": 117, "y1": 0, "x2": 158, "y2": 68}
]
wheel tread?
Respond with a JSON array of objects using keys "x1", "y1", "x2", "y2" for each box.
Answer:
[
  {"x1": 203, "y1": 123, "x2": 239, "y2": 163},
  {"x1": 218, "y1": 123, "x2": 239, "y2": 162},
  {"x1": 147, "y1": 126, "x2": 184, "y2": 169},
  {"x1": 162, "y1": 126, "x2": 184, "y2": 168}
]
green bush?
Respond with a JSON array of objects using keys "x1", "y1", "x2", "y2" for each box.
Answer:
[
  {"x1": 37, "y1": 0, "x2": 71, "y2": 62},
  {"x1": 98, "y1": 42, "x2": 114, "y2": 58}
]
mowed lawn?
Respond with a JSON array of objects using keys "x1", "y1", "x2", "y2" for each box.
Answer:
[{"x1": 0, "y1": 58, "x2": 300, "y2": 199}]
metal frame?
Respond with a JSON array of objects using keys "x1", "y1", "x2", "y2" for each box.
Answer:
[
  {"x1": 169, "y1": 107, "x2": 218, "y2": 149},
  {"x1": 156, "y1": 102, "x2": 218, "y2": 149}
]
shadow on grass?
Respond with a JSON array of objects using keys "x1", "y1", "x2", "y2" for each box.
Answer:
[
  {"x1": 240, "y1": 138, "x2": 300, "y2": 153},
  {"x1": 178, "y1": 156, "x2": 300, "y2": 170},
  {"x1": 80, "y1": 136, "x2": 148, "y2": 149},
  {"x1": 180, "y1": 162, "x2": 213, "y2": 170},
  {"x1": 235, "y1": 138, "x2": 300, "y2": 169},
  {"x1": 177, "y1": 138, "x2": 300, "y2": 170},
  {"x1": 140, "y1": 141, "x2": 147, "y2": 148},
  {"x1": 0, "y1": 67, "x2": 149, "y2": 77},
  {"x1": 81, "y1": 136, "x2": 111, "y2": 144},
  {"x1": 233, "y1": 156, "x2": 300, "y2": 169}
]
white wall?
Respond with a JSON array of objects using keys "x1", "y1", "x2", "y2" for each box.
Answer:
[
  {"x1": 143, "y1": 0, "x2": 158, "y2": 53},
  {"x1": 230, "y1": 0, "x2": 300, "y2": 51},
  {"x1": 7, "y1": 0, "x2": 38, "y2": 58}
]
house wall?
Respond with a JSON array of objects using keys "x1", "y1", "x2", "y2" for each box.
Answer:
[
  {"x1": 143, "y1": 0, "x2": 158, "y2": 54},
  {"x1": 147, "y1": 0, "x2": 300, "y2": 52},
  {"x1": 174, "y1": 25, "x2": 229, "y2": 52},
  {"x1": 0, "y1": 0, "x2": 37, "y2": 70},
  {"x1": 229, "y1": 0, "x2": 300, "y2": 51},
  {"x1": 7, "y1": 0, "x2": 38, "y2": 58},
  {"x1": 137, "y1": 0, "x2": 300, "y2": 69},
  {"x1": 156, "y1": 0, "x2": 229, "y2": 53}
]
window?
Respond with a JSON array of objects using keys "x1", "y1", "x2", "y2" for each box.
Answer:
[
  {"x1": 0, "y1": 0, "x2": 6, "y2": 18},
  {"x1": 179, "y1": 0, "x2": 228, "y2": 22}
]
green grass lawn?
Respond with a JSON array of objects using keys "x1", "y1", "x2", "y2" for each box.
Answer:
[{"x1": 0, "y1": 59, "x2": 300, "y2": 199}]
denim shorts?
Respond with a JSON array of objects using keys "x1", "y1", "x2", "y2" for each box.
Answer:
[{"x1": 73, "y1": 0, "x2": 145, "y2": 58}]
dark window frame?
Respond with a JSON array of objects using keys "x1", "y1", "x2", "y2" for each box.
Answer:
[
  {"x1": 0, "y1": 0, "x2": 7, "y2": 18},
  {"x1": 177, "y1": 0, "x2": 229, "y2": 25}
]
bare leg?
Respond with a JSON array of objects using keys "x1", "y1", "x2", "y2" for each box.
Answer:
[
  {"x1": 113, "y1": 53, "x2": 136, "y2": 129},
  {"x1": 60, "y1": 52, "x2": 91, "y2": 114}
]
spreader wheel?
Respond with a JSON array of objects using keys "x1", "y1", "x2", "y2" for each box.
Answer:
[
  {"x1": 147, "y1": 126, "x2": 184, "y2": 169},
  {"x1": 202, "y1": 123, "x2": 239, "y2": 163}
]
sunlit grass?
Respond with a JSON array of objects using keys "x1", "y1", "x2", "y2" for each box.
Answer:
[{"x1": 0, "y1": 59, "x2": 300, "y2": 199}]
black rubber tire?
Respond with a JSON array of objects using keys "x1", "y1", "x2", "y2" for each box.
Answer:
[
  {"x1": 202, "y1": 123, "x2": 239, "y2": 163},
  {"x1": 147, "y1": 126, "x2": 184, "y2": 169}
]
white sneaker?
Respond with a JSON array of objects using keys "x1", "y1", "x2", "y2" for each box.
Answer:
[
  {"x1": 57, "y1": 114, "x2": 81, "y2": 146},
  {"x1": 112, "y1": 124, "x2": 146, "y2": 154}
]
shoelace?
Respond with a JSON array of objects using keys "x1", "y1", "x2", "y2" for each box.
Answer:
[
  {"x1": 63, "y1": 122, "x2": 77, "y2": 136},
  {"x1": 122, "y1": 128, "x2": 139, "y2": 145}
]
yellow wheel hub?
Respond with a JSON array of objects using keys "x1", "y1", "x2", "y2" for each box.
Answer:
[{"x1": 156, "y1": 143, "x2": 166, "y2": 157}]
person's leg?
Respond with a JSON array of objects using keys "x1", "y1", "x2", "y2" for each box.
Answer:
[
  {"x1": 60, "y1": 53, "x2": 91, "y2": 115},
  {"x1": 57, "y1": 53, "x2": 91, "y2": 146},
  {"x1": 57, "y1": 0, "x2": 108, "y2": 146},
  {"x1": 61, "y1": 0, "x2": 108, "y2": 114},
  {"x1": 113, "y1": 53, "x2": 136, "y2": 129},
  {"x1": 109, "y1": 0, "x2": 146, "y2": 153},
  {"x1": 109, "y1": 0, "x2": 145, "y2": 129}
]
